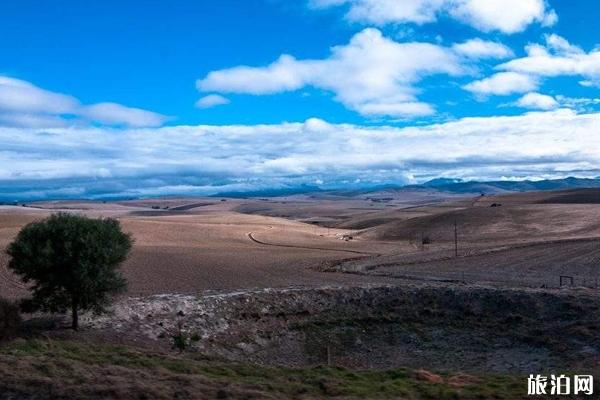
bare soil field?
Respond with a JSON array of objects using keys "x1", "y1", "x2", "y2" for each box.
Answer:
[
  {"x1": 0, "y1": 199, "x2": 403, "y2": 299},
  {"x1": 321, "y1": 189, "x2": 600, "y2": 288},
  {"x1": 4, "y1": 188, "x2": 600, "y2": 299},
  {"x1": 333, "y1": 239, "x2": 600, "y2": 288},
  {"x1": 360, "y1": 203, "x2": 600, "y2": 244},
  {"x1": 118, "y1": 212, "x2": 400, "y2": 297}
]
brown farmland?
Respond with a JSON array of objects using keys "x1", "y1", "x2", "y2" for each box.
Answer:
[
  {"x1": 1, "y1": 188, "x2": 600, "y2": 303},
  {"x1": 4, "y1": 189, "x2": 600, "y2": 299},
  {"x1": 0, "y1": 197, "x2": 401, "y2": 299}
]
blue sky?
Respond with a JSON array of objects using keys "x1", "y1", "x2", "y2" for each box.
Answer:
[{"x1": 2, "y1": 0, "x2": 600, "y2": 200}]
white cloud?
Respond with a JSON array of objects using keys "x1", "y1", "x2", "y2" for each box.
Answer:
[
  {"x1": 463, "y1": 72, "x2": 539, "y2": 96},
  {"x1": 355, "y1": 101, "x2": 435, "y2": 117},
  {"x1": 516, "y1": 92, "x2": 559, "y2": 110},
  {"x1": 309, "y1": 0, "x2": 556, "y2": 33},
  {"x1": 0, "y1": 77, "x2": 78, "y2": 114},
  {"x1": 463, "y1": 34, "x2": 600, "y2": 100},
  {"x1": 555, "y1": 95, "x2": 600, "y2": 109},
  {"x1": 452, "y1": 38, "x2": 514, "y2": 59},
  {"x1": 0, "y1": 76, "x2": 168, "y2": 128},
  {"x1": 3, "y1": 109, "x2": 600, "y2": 199},
  {"x1": 310, "y1": 0, "x2": 445, "y2": 25},
  {"x1": 498, "y1": 34, "x2": 600, "y2": 86},
  {"x1": 195, "y1": 94, "x2": 231, "y2": 108},
  {"x1": 513, "y1": 93, "x2": 600, "y2": 111},
  {"x1": 198, "y1": 28, "x2": 466, "y2": 118},
  {"x1": 0, "y1": 113, "x2": 69, "y2": 129},
  {"x1": 82, "y1": 103, "x2": 168, "y2": 128},
  {"x1": 449, "y1": 0, "x2": 556, "y2": 34},
  {"x1": 199, "y1": 55, "x2": 308, "y2": 95},
  {"x1": 544, "y1": 33, "x2": 583, "y2": 55}
]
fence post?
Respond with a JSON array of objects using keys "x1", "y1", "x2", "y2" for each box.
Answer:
[{"x1": 454, "y1": 218, "x2": 458, "y2": 257}]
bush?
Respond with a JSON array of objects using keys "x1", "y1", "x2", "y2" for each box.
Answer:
[
  {"x1": 164, "y1": 321, "x2": 200, "y2": 352},
  {"x1": 0, "y1": 298, "x2": 21, "y2": 341}
]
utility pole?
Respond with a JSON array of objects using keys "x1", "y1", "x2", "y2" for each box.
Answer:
[{"x1": 454, "y1": 218, "x2": 458, "y2": 257}]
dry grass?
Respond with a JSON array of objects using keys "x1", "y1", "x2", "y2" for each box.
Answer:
[{"x1": 0, "y1": 339, "x2": 526, "y2": 400}]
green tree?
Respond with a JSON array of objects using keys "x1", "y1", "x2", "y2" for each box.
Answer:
[{"x1": 7, "y1": 213, "x2": 132, "y2": 330}]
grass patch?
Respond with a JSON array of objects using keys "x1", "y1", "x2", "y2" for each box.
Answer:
[{"x1": 0, "y1": 339, "x2": 529, "y2": 399}]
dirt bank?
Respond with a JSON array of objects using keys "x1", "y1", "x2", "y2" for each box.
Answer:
[{"x1": 83, "y1": 284, "x2": 600, "y2": 374}]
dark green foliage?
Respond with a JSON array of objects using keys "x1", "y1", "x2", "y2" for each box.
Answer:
[
  {"x1": 168, "y1": 321, "x2": 200, "y2": 352},
  {"x1": 0, "y1": 298, "x2": 21, "y2": 340},
  {"x1": 171, "y1": 333, "x2": 188, "y2": 352},
  {"x1": 7, "y1": 213, "x2": 132, "y2": 330}
]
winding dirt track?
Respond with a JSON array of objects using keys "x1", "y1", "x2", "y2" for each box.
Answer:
[
  {"x1": 246, "y1": 231, "x2": 380, "y2": 256},
  {"x1": 0, "y1": 208, "x2": 398, "y2": 299}
]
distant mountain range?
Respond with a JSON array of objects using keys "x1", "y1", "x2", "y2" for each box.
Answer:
[
  {"x1": 410, "y1": 176, "x2": 600, "y2": 194},
  {"x1": 213, "y1": 177, "x2": 600, "y2": 198},
  {"x1": 5, "y1": 177, "x2": 597, "y2": 203},
  {"x1": 212, "y1": 184, "x2": 324, "y2": 198}
]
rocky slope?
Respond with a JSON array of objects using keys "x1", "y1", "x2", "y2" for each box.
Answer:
[{"x1": 84, "y1": 284, "x2": 600, "y2": 373}]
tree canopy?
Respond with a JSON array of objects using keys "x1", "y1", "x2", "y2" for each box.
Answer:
[{"x1": 7, "y1": 213, "x2": 132, "y2": 329}]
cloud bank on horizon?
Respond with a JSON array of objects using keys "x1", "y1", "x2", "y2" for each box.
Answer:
[
  {"x1": 2, "y1": 109, "x2": 600, "y2": 200},
  {"x1": 2, "y1": 0, "x2": 600, "y2": 199}
]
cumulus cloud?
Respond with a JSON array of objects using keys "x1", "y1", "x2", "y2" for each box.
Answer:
[
  {"x1": 516, "y1": 92, "x2": 559, "y2": 110},
  {"x1": 0, "y1": 77, "x2": 79, "y2": 114},
  {"x1": 198, "y1": 28, "x2": 475, "y2": 118},
  {"x1": 512, "y1": 92, "x2": 600, "y2": 111},
  {"x1": 309, "y1": 0, "x2": 556, "y2": 33},
  {"x1": 463, "y1": 72, "x2": 539, "y2": 96},
  {"x1": 555, "y1": 95, "x2": 600, "y2": 110},
  {"x1": 452, "y1": 38, "x2": 514, "y2": 59},
  {"x1": 467, "y1": 33, "x2": 600, "y2": 102},
  {"x1": 0, "y1": 76, "x2": 169, "y2": 128},
  {"x1": 498, "y1": 34, "x2": 600, "y2": 86},
  {"x1": 448, "y1": 0, "x2": 557, "y2": 34},
  {"x1": 199, "y1": 55, "x2": 308, "y2": 95},
  {"x1": 82, "y1": 103, "x2": 168, "y2": 128},
  {"x1": 195, "y1": 94, "x2": 231, "y2": 108},
  {"x1": 3, "y1": 109, "x2": 600, "y2": 200},
  {"x1": 309, "y1": 0, "x2": 445, "y2": 25}
]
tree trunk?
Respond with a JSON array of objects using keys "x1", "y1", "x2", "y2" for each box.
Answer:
[{"x1": 71, "y1": 302, "x2": 79, "y2": 331}]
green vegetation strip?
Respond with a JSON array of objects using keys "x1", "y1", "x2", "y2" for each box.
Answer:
[{"x1": 0, "y1": 339, "x2": 525, "y2": 399}]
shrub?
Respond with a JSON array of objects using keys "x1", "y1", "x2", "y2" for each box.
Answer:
[
  {"x1": 165, "y1": 321, "x2": 200, "y2": 352},
  {"x1": 0, "y1": 298, "x2": 21, "y2": 341}
]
